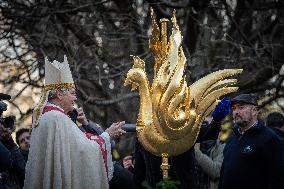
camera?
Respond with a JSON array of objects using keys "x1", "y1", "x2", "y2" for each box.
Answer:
[
  {"x1": 0, "y1": 93, "x2": 15, "y2": 129},
  {"x1": 0, "y1": 116, "x2": 16, "y2": 129}
]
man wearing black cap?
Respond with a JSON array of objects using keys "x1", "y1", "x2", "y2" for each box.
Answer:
[{"x1": 218, "y1": 94, "x2": 284, "y2": 189}]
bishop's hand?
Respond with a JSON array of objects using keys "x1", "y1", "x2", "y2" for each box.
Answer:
[{"x1": 105, "y1": 121, "x2": 126, "y2": 139}]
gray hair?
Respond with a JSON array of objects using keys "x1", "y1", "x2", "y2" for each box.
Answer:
[{"x1": 48, "y1": 88, "x2": 70, "y2": 101}]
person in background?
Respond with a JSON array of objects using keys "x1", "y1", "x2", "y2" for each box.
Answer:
[
  {"x1": 266, "y1": 112, "x2": 284, "y2": 139},
  {"x1": 194, "y1": 116, "x2": 225, "y2": 189},
  {"x1": 0, "y1": 122, "x2": 26, "y2": 189},
  {"x1": 15, "y1": 128, "x2": 30, "y2": 162},
  {"x1": 219, "y1": 94, "x2": 284, "y2": 189}
]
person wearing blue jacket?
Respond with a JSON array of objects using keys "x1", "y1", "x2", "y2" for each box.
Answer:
[{"x1": 219, "y1": 94, "x2": 284, "y2": 189}]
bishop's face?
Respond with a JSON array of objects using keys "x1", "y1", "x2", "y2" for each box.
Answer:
[{"x1": 59, "y1": 88, "x2": 77, "y2": 113}]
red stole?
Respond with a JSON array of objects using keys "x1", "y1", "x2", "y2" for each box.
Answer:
[
  {"x1": 43, "y1": 106, "x2": 66, "y2": 115},
  {"x1": 84, "y1": 133, "x2": 108, "y2": 176}
]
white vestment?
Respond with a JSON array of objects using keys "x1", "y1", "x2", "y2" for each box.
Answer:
[{"x1": 24, "y1": 104, "x2": 110, "y2": 189}]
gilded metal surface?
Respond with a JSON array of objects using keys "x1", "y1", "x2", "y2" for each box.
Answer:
[
  {"x1": 44, "y1": 82, "x2": 75, "y2": 91},
  {"x1": 160, "y1": 153, "x2": 170, "y2": 179},
  {"x1": 124, "y1": 9, "x2": 242, "y2": 157}
]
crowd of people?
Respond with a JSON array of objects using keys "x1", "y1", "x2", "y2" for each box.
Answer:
[{"x1": 1, "y1": 56, "x2": 284, "y2": 189}]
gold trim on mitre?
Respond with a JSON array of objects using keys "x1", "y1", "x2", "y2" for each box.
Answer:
[{"x1": 44, "y1": 82, "x2": 75, "y2": 91}]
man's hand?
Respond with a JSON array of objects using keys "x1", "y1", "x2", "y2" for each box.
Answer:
[
  {"x1": 105, "y1": 121, "x2": 126, "y2": 139},
  {"x1": 76, "y1": 108, "x2": 89, "y2": 125},
  {"x1": 123, "y1": 156, "x2": 134, "y2": 169},
  {"x1": 194, "y1": 143, "x2": 201, "y2": 152}
]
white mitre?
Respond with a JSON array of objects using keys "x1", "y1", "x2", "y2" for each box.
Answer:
[
  {"x1": 32, "y1": 55, "x2": 75, "y2": 128},
  {"x1": 44, "y1": 55, "x2": 75, "y2": 90}
]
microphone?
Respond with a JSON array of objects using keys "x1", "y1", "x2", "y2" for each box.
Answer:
[{"x1": 121, "y1": 124, "x2": 136, "y2": 132}]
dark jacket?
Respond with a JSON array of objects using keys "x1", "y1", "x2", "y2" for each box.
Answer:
[
  {"x1": 80, "y1": 120, "x2": 104, "y2": 135},
  {"x1": 271, "y1": 127, "x2": 284, "y2": 139},
  {"x1": 219, "y1": 121, "x2": 284, "y2": 189},
  {"x1": 0, "y1": 142, "x2": 12, "y2": 172},
  {"x1": 134, "y1": 120, "x2": 221, "y2": 189},
  {"x1": 19, "y1": 150, "x2": 29, "y2": 163},
  {"x1": 0, "y1": 139, "x2": 26, "y2": 189}
]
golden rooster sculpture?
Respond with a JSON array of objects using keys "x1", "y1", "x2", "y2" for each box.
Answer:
[{"x1": 124, "y1": 9, "x2": 242, "y2": 178}]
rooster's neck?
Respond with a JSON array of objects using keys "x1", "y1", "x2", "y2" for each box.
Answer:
[{"x1": 136, "y1": 78, "x2": 153, "y2": 130}]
